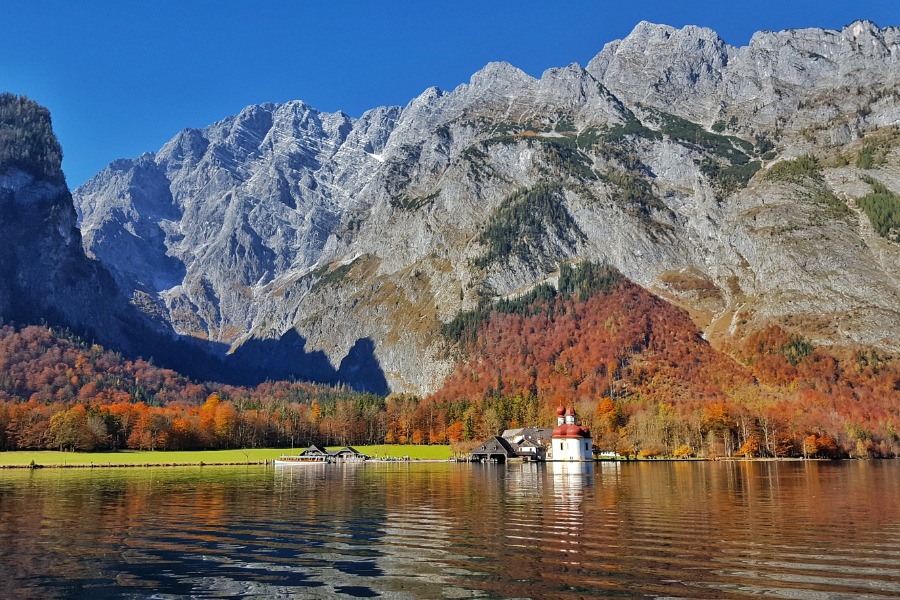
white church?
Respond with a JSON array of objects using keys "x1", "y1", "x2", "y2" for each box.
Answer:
[
  {"x1": 470, "y1": 404, "x2": 593, "y2": 462},
  {"x1": 549, "y1": 405, "x2": 593, "y2": 461}
]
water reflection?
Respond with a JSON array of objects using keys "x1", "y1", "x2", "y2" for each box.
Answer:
[{"x1": 1, "y1": 461, "x2": 899, "y2": 598}]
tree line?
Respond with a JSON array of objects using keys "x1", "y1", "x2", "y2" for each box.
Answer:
[
  {"x1": 0, "y1": 325, "x2": 390, "y2": 451},
  {"x1": 1, "y1": 258, "x2": 898, "y2": 458}
]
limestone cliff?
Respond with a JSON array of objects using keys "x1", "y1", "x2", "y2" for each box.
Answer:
[
  {"x1": 0, "y1": 94, "x2": 133, "y2": 344},
  {"x1": 73, "y1": 22, "x2": 900, "y2": 393}
]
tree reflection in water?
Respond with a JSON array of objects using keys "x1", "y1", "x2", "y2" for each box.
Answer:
[{"x1": 0, "y1": 461, "x2": 898, "y2": 598}]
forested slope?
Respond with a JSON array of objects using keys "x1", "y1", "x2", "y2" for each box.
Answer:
[
  {"x1": 428, "y1": 264, "x2": 900, "y2": 458},
  {"x1": 0, "y1": 325, "x2": 385, "y2": 451}
]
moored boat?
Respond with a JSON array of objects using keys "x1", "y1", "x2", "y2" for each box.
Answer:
[
  {"x1": 273, "y1": 444, "x2": 369, "y2": 466},
  {"x1": 274, "y1": 454, "x2": 330, "y2": 466}
]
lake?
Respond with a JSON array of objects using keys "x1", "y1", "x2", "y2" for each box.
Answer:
[{"x1": 1, "y1": 460, "x2": 898, "y2": 599}]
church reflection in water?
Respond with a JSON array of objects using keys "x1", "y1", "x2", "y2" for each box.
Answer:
[{"x1": 547, "y1": 461, "x2": 594, "y2": 565}]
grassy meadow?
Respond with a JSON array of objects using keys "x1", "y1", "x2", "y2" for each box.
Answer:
[{"x1": 0, "y1": 444, "x2": 452, "y2": 467}]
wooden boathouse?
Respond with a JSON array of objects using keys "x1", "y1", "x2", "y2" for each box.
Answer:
[{"x1": 469, "y1": 436, "x2": 518, "y2": 462}]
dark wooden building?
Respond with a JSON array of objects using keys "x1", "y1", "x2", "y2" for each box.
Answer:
[{"x1": 470, "y1": 436, "x2": 518, "y2": 462}]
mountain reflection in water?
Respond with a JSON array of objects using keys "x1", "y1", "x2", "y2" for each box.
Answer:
[{"x1": 1, "y1": 461, "x2": 898, "y2": 598}]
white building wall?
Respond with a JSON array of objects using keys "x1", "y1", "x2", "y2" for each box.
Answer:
[{"x1": 551, "y1": 437, "x2": 592, "y2": 461}]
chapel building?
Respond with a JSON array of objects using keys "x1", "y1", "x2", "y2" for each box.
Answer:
[{"x1": 550, "y1": 405, "x2": 593, "y2": 461}]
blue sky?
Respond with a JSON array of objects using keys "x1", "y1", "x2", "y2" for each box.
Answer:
[{"x1": 2, "y1": 1, "x2": 897, "y2": 187}]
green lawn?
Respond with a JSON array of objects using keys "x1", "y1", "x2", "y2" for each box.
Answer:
[
  {"x1": 352, "y1": 445, "x2": 451, "y2": 460},
  {"x1": 0, "y1": 445, "x2": 451, "y2": 467}
]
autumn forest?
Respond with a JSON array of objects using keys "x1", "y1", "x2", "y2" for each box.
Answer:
[{"x1": 1, "y1": 263, "x2": 898, "y2": 459}]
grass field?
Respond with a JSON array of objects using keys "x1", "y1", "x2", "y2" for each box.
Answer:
[
  {"x1": 352, "y1": 445, "x2": 451, "y2": 460},
  {"x1": 0, "y1": 444, "x2": 452, "y2": 467}
]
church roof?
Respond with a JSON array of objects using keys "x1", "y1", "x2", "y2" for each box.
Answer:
[{"x1": 551, "y1": 424, "x2": 592, "y2": 439}]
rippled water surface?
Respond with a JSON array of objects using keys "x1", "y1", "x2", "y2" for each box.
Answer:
[{"x1": 1, "y1": 461, "x2": 899, "y2": 599}]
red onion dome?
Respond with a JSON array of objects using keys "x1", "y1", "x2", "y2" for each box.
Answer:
[
  {"x1": 552, "y1": 424, "x2": 592, "y2": 439},
  {"x1": 556, "y1": 405, "x2": 566, "y2": 416},
  {"x1": 565, "y1": 406, "x2": 575, "y2": 417}
]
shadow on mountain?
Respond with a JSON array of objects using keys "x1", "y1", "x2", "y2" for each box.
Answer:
[
  {"x1": 337, "y1": 338, "x2": 390, "y2": 396},
  {"x1": 0, "y1": 94, "x2": 391, "y2": 396},
  {"x1": 1, "y1": 260, "x2": 391, "y2": 395},
  {"x1": 225, "y1": 329, "x2": 337, "y2": 386},
  {"x1": 219, "y1": 329, "x2": 390, "y2": 394}
]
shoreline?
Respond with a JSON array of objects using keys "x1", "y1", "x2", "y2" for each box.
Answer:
[
  {"x1": 0, "y1": 445, "x2": 454, "y2": 468},
  {"x1": 1, "y1": 458, "x2": 457, "y2": 470},
  {"x1": 0, "y1": 461, "x2": 271, "y2": 470},
  {"x1": 1, "y1": 455, "x2": 850, "y2": 470}
]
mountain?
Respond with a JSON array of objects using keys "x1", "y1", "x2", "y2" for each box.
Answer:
[
  {"x1": 73, "y1": 21, "x2": 900, "y2": 394},
  {"x1": 0, "y1": 94, "x2": 262, "y2": 384},
  {"x1": 0, "y1": 93, "x2": 138, "y2": 345}
]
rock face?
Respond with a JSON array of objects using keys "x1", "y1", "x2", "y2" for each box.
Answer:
[
  {"x1": 0, "y1": 94, "x2": 134, "y2": 345},
  {"x1": 74, "y1": 21, "x2": 900, "y2": 394},
  {"x1": 0, "y1": 94, "x2": 242, "y2": 382},
  {"x1": 587, "y1": 20, "x2": 900, "y2": 134}
]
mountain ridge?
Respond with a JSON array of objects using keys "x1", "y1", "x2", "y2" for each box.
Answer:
[{"x1": 72, "y1": 20, "x2": 900, "y2": 394}]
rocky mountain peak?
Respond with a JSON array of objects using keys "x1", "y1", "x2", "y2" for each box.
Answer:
[
  {"x1": 70, "y1": 22, "x2": 900, "y2": 394},
  {"x1": 844, "y1": 19, "x2": 889, "y2": 40},
  {"x1": 403, "y1": 86, "x2": 445, "y2": 114},
  {"x1": 589, "y1": 21, "x2": 731, "y2": 70},
  {"x1": 450, "y1": 62, "x2": 541, "y2": 119},
  {"x1": 469, "y1": 61, "x2": 534, "y2": 89},
  {"x1": 538, "y1": 62, "x2": 591, "y2": 92},
  {"x1": 626, "y1": 20, "x2": 726, "y2": 49},
  {"x1": 586, "y1": 21, "x2": 731, "y2": 121}
]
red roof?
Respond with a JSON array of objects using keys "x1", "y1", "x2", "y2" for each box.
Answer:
[{"x1": 551, "y1": 424, "x2": 591, "y2": 439}]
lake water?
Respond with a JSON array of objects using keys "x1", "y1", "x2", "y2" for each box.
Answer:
[{"x1": 1, "y1": 460, "x2": 898, "y2": 599}]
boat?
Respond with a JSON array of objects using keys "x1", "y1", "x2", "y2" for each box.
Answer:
[
  {"x1": 273, "y1": 444, "x2": 369, "y2": 466},
  {"x1": 273, "y1": 454, "x2": 330, "y2": 466}
]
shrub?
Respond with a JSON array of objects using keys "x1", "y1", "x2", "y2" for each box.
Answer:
[
  {"x1": 765, "y1": 155, "x2": 822, "y2": 183},
  {"x1": 858, "y1": 177, "x2": 900, "y2": 242},
  {"x1": 855, "y1": 142, "x2": 889, "y2": 169},
  {"x1": 638, "y1": 446, "x2": 662, "y2": 459},
  {"x1": 0, "y1": 93, "x2": 64, "y2": 184},
  {"x1": 673, "y1": 444, "x2": 694, "y2": 458},
  {"x1": 473, "y1": 183, "x2": 583, "y2": 269}
]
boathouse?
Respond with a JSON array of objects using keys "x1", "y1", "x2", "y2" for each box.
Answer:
[
  {"x1": 470, "y1": 436, "x2": 518, "y2": 462},
  {"x1": 297, "y1": 444, "x2": 330, "y2": 458},
  {"x1": 295, "y1": 445, "x2": 369, "y2": 461},
  {"x1": 330, "y1": 446, "x2": 369, "y2": 461}
]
